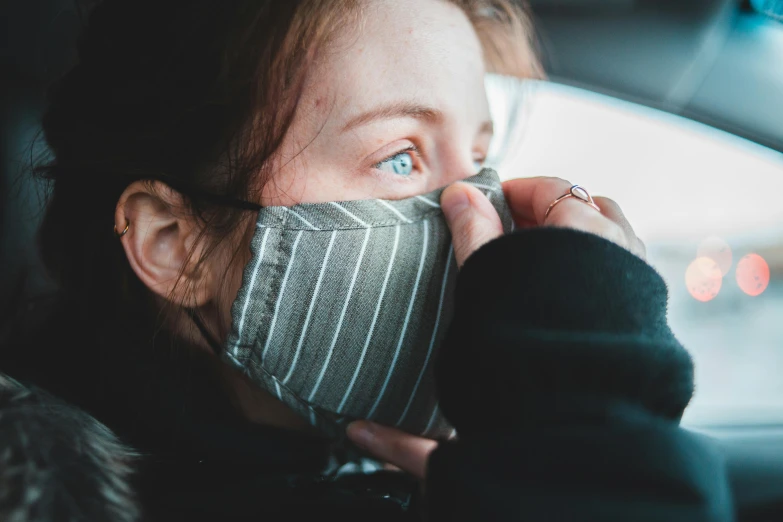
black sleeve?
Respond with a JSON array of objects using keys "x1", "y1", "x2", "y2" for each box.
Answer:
[{"x1": 425, "y1": 227, "x2": 735, "y2": 522}]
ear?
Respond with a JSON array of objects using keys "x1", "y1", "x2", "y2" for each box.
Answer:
[{"x1": 114, "y1": 181, "x2": 216, "y2": 307}]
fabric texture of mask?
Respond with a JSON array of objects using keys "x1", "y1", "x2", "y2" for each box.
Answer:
[{"x1": 223, "y1": 168, "x2": 513, "y2": 439}]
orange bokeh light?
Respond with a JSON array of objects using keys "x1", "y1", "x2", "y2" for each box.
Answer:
[
  {"x1": 697, "y1": 235, "x2": 733, "y2": 276},
  {"x1": 736, "y1": 253, "x2": 770, "y2": 297},
  {"x1": 685, "y1": 257, "x2": 722, "y2": 302}
]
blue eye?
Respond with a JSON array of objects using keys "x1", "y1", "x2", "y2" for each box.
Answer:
[{"x1": 376, "y1": 150, "x2": 415, "y2": 176}]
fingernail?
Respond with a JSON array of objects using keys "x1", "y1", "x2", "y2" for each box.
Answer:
[
  {"x1": 441, "y1": 185, "x2": 471, "y2": 222},
  {"x1": 347, "y1": 421, "x2": 375, "y2": 448}
]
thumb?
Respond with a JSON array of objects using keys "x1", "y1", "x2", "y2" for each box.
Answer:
[{"x1": 441, "y1": 183, "x2": 504, "y2": 268}]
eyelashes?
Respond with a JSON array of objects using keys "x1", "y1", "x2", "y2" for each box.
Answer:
[
  {"x1": 374, "y1": 145, "x2": 421, "y2": 176},
  {"x1": 372, "y1": 144, "x2": 487, "y2": 177}
]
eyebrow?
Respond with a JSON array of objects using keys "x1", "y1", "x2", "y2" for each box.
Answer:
[
  {"x1": 341, "y1": 101, "x2": 444, "y2": 132},
  {"x1": 341, "y1": 101, "x2": 495, "y2": 140}
]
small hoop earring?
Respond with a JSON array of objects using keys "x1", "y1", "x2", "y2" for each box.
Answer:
[{"x1": 114, "y1": 218, "x2": 130, "y2": 238}]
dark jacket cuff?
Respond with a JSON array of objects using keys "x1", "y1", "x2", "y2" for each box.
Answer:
[{"x1": 436, "y1": 228, "x2": 694, "y2": 435}]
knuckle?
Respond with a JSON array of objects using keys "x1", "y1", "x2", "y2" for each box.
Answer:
[
  {"x1": 596, "y1": 196, "x2": 617, "y2": 207},
  {"x1": 546, "y1": 177, "x2": 573, "y2": 192},
  {"x1": 595, "y1": 197, "x2": 620, "y2": 216},
  {"x1": 548, "y1": 176, "x2": 571, "y2": 186},
  {"x1": 607, "y1": 222, "x2": 629, "y2": 246}
]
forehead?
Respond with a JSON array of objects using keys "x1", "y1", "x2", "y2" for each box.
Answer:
[{"x1": 302, "y1": 0, "x2": 488, "y2": 125}]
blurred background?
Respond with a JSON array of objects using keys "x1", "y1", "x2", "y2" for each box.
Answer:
[
  {"x1": 2, "y1": 0, "x2": 783, "y2": 428},
  {"x1": 487, "y1": 77, "x2": 783, "y2": 428},
  {"x1": 483, "y1": 0, "x2": 783, "y2": 429}
]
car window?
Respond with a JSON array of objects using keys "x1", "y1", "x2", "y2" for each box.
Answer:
[{"x1": 486, "y1": 76, "x2": 783, "y2": 427}]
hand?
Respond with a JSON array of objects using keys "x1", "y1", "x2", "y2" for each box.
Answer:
[
  {"x1": 346, "y1": 177, "x2": 645, "y2": 479},
  {"x1": 440, "y1": 176, "x2": 646, "y2": 266},
  {"x1": 346, "y1": 420, "x2": 438, "y2": 480}
]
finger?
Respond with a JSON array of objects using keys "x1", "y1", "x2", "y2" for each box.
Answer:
[
  {"x1": 503, "y1": 178, "x2": 645, "y2": 256},
  {"x1": 346, "y1": 421, "x2": 437, "y2": 480},
  {"x1": 594, "y1": 197, "x2": 647, "y2": 259},
  {"x1": 593, "y1": 197, "x2": 632, "y2": 234},
  {"x1": 441, "y1": 183, "x2": 504, "y2": 268},
  {"x1": 502, "y1": 176, "x2": 577, "y2": 225}
]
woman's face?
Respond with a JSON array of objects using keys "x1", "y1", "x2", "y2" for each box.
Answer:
[
  {"x1": 212, "y1": 0, "x2": 494, "y2": 336},
  {"x1": 203, "y1": 0, "x2": 493, "y2": 426},
  {"x1": 230, "y1": 0, "x2": 493, "y2": 426},
  {"x1": 262, "y1": 0, "x2": 493, "y2": 207},
  {"x1": 119, "y1": 0, "x2": 494, "y2": 356},
  {"x1": 115, "y1": 0, "x2": 497, "y2": 427}
]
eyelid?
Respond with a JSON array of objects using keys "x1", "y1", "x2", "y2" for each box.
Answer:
[{"x1": 373, "y1": 144, "x2": 422, "y2": 169}]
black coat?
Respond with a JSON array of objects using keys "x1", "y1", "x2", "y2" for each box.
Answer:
[{"x1": 0, "y1": 228, "x2": 734, "y2": 521}]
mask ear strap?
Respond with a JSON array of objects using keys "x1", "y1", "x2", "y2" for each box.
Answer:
[{"x1": 186, "y1": 308, "x2": 224, "y2": 356}]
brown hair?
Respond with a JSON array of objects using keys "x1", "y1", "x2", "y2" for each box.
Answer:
[{"x1": 34, "y1": 0, "x2": 540, "y2": 341}]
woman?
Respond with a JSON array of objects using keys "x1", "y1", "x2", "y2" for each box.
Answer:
[{"x1": 0, "y1": 0, "x2": 733, "y2": 520}]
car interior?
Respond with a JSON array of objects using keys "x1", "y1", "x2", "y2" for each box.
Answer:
[{"x1": 2, "y1": 0, "x2": 783, "y2": 520}]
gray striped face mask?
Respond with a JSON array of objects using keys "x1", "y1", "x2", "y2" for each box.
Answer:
[{"x1": 222, "y1": 168, "x2": 513, "y2": 439}]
